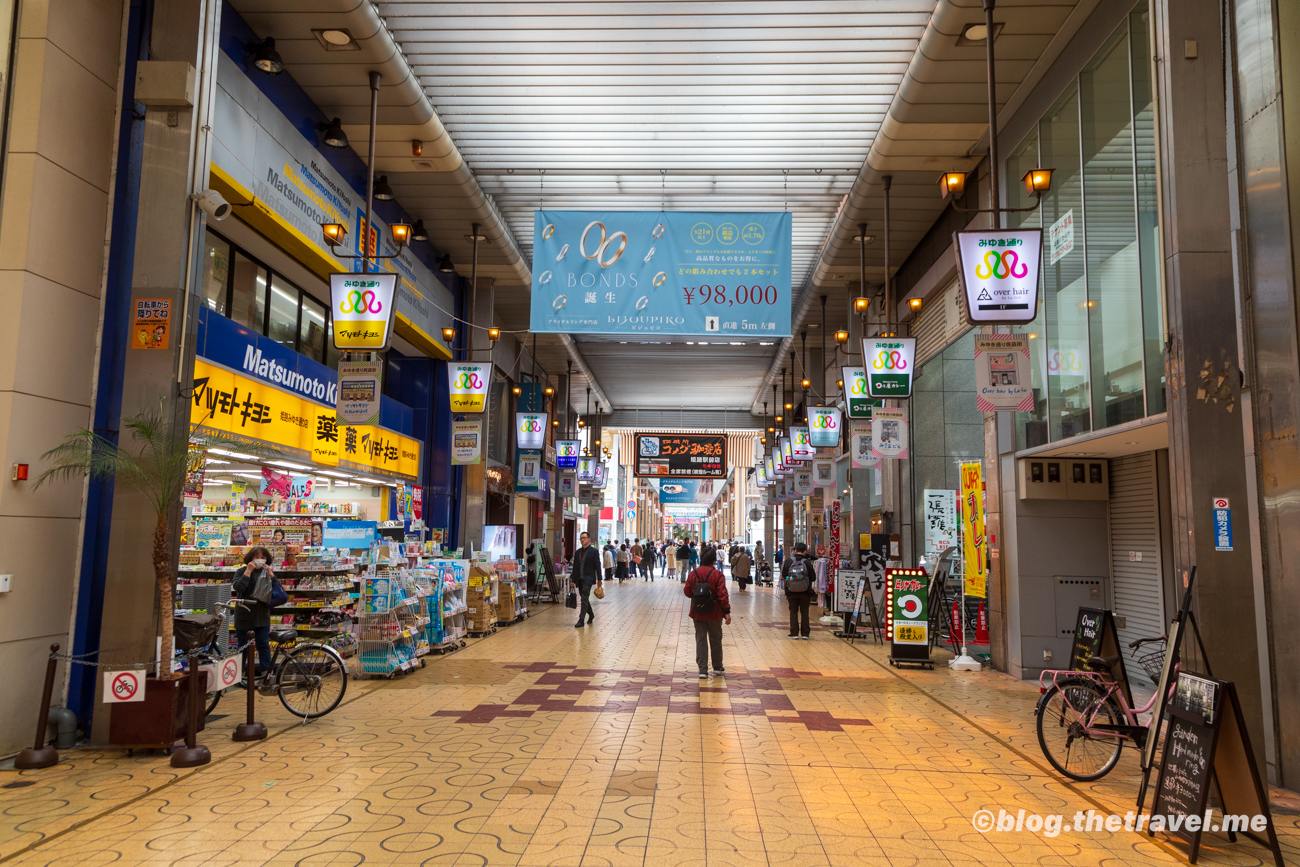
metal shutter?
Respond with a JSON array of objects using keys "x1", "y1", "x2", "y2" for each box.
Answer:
[
  {"x1": 913, "y1": 278, "x2": 968, "y2": 367},
  {"x1": 1107, "y1": 453, "x2": 1166, "y2": 653}
]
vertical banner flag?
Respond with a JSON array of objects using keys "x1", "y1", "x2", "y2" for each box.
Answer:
[
  {"x1": 806, "y1": 406, "x2": 842, "y2": 448},
  {"x1": 923, "y1": 490, "x2": 958, "y2": 559},
  {"x1": 842, "y1": 367, "x2": 881, "y2": 419},
  {"x1": 871, "y1": 408, "x2": 908, "y2": 460},
  {"x1": 974, "y1": 334, "x2": 1034, "y2": 412},
  {"x1": 960, "y1": 462, "x2": 988, "y2": 598},
  {"x1": 529, "y1": 210, "x2": 793, "y2": 337},
  {"x1": 516, "y1": 412, "x2": 548, "y2": 449},
  {"x1": 790, "y1": 426, "x2": 814, "y2": 460},
  {"x1": 556, "y1": 440, "x2": 580, "y2": 469},
  {"x1": 330, "y1": 273, "x2": 399, "y2": 350},
  {"x1": 337, "y1": 358, "x2": 382, "y2": 425},
  {"x1": 954, "y1": 229, "x2": 1044, "y2": 325},
  {"x1": 850, "y1": 420, "x2": 880, "y2": 469},
  {"x1": 447, "y1": 363, "x2": 492, "y2": 412},
  {"x1": 863, "y1": 337, "x2": 917, "y2": 398},
  {"x1": 451, "y1": 420, "x2": 482, "y2": 465},
  {"x1": 813, "y1": 459, "x2": 836, "y2": 488}
]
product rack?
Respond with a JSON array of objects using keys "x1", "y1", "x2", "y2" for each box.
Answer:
[
  {"x1": 493, "y1": 559, "x2": 528, "y2": 625},
  {"x1": 355, "y1": 569, "x2": 430, "y2": 677},
  {"x1": 413, "y1": 560, "x2": 468, "y2": 653}
]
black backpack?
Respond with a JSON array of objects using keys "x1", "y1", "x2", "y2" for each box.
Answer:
[
  {"x1": 691, "y1": 568, "x2": 716, "y2": 614},
  {"x1": 784, "y1": 557, "x2": 812, "y2": 593}
]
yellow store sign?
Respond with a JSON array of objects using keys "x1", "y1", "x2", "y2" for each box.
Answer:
[{"x1": 191, "y1": 358, "x2": 418, "y2": 481}]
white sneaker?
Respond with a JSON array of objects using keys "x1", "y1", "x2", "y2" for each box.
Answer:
[{"x1": 800, "y1": 635, "x2": 810, "y2": 640}]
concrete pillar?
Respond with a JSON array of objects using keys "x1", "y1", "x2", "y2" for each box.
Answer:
[
  {"x1": 1152, "y1": 0, "x2": 1267, "y2": 764},
  {"x1": 586, "y1": 413, "x2": 601, "y2": 541},
  {"x1": 458, "y1": 277, "x2": 493, "y2": 553}
]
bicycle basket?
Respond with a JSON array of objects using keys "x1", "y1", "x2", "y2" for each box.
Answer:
[
  {"x1": 1135, "y1": 645, "x2": 1167, "y2": 685},
  {"x1": 173, "y1": 613, "x2": 220, "y2": 651}
]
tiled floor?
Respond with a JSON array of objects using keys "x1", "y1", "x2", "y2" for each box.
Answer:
[{"x1": 2, "y1": 576, "x2": 1297, "y2": 866}]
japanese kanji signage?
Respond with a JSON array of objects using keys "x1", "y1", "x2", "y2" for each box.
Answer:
[
  {"x1": 451, "y1": 420, "x2": 481, "y2": 465},
  {"x1": 806, "y1": 407, "x2": 842, "y2": 448},
  {"x1": 954, "y1": 229, "x2": 1043, "y2": 324},
  {"x1": 556, "y1": 440, "x2": 580, "y2": 469},
  {"x1": 863, "y1": 337, "x2": 916, "y2": 398},
  {"x1": 842, "y1": 366, "x2": 882, "y2": 419},
  {"x1": 961, "y1": 462, "x2": 987, "y2": 599},
  {"x1": 529, "y1": 210, "x2": 792, "y2": 337},
  {"x1": 634, "y1": 432, "x2": 726, "y2": 478},
  {"x1": 923, "y1": 489, "x2": 958, "y2": 560},
  {"x1": 790, "y1": 426, "x2": 814, "y2": 460},
  {"x1": 870, "y1": 408, "x2": 908, "y2": 461},
  {"x1": 887, "y1": 567, "x2": 930, "y2": 650},
  {"x1": 577, "y1": 455, "x2": 597, "y2": 483},
  {"x1": 850, "y1": 420, "x2": 880, "y2": 469},
  {"x1": 337, "y1": 358, "x2": 382, "y2": 425},
  {"x1": 132, "y1": 298, "x2": 170, "y2": 349},
  {"x1": 516, "y1": 412, "x2": 547, "y2": 450},
  {"x1": 330, "y1": 273, "x2": 398, "y2": 350},
  {"x1": 974, "y1": 334, "x2": 1034, "y2": 412},
  {"x1": 447, "y1": 363, "x2": 492, "y2": 413}
]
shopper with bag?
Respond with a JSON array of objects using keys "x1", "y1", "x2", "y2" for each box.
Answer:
[
  {"x1": 232, "y1": 546, "x2": 281, "y2": 677},
  {"x1": 730, "y1": 546, "x2": 752, "y2": 591},
  {"x1": 571, "y1": 531, "x2": 603, "y2": 628},
  {"x1": 781, "y1": 542, "x2": 816, "y2": 639},
  {"x1": 684, "y1": 546, "x2": 731, "y2": 678}
]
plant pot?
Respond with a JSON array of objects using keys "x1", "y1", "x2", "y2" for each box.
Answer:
[{"x1": 108, "y1": 673, "x2": 206, "y2": 749}]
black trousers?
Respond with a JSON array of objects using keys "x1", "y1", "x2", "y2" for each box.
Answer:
[
  {"x1": 786, "y1": 590, "x2": 813, "y2": 637},
  {"x1": 578, "y1": 581, "x2": 596, "y2": 622},
  {"x1": 694, "y1": 619, "x2": 724, "y2": 672}
]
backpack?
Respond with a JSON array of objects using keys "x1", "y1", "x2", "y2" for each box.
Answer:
[
  {"x1": 691, "y1": 568, "x2": 715, "y2": 614},
  {"x1": 784, "y1": 557, "x2": 812, "y2": 593}
]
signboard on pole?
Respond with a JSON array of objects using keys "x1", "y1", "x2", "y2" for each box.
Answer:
[
  {"x1": 842, "y1": 366, "x2": 882, "y2": 419},
  {"x1": 871, "y1": 408, "x2": 908, "y2": 460},
  {"x1": 451, "y1": 420, "x2": 482, "y2": 465},
  {"x1": 790, "y1": 426, "x2": 814, "y2": 460},
  {"x1": 793, "y1": 471, "x2": 813, "y2": 497},
  {"x1": 330, "y1": 273, "x2": 399, "y2": 350},
  {"x1": 556, "y1": 440, "x2": 580, "y2": 469},
  {"x1": 634, "y1": 432, "x2": 726, "y2": 478},
  {"x1": 336, "y1": 358, "x2": 382, "y2": 425},
  {"x1": 592, "y1": 461, "x2": 607, "y2": 489},
  {"x1": 812, "y1": 459, "x2": 836, "y2": 488},
  {"x1": 780, "y1": 436, "x2": 793, "y2": 467},
  {"x1": 960, "y1": 462, "x2": 988, "y2": 598},
  {"x1": 558, "y1": 474, "x2": 576, "y2": 497},
  {"x1": 517, "y1": 449, "x2": 542, "y2": 492},
  {"x1": 954, "y1": 229, "x2": 1044, "y2": 325},
  {"x1": 447, "y1": 363, "x2": 491, "y2": 413},
  {"x1": 529, "y1": 210, "x2": 793, "y2": 337},
  {"x1": 577, "y1": 455, "x2": 597, "y2": 483},
  {"x1": 923, "y1": 489, "x2": 958, "y2": 560},
  {"x1": 806, "y1": 406, "x2": 842, "y2": 448},
  {"x1": 516, "y1": 412, "x2": 548, "y2": 450},
  {"x1": 850, "y1": 420, "x2": 880, "y2": 469},
  {"x1": 863, "y1": 337, "x2": 916, "y2": 399},
  {"x1": 974, "y1": 334, "x2": 1034, "y2": 412}
]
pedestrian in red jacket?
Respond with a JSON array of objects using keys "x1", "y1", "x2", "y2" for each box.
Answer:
[{"x1": 684, "y1": 546, "x2": 731, "y2": 678}]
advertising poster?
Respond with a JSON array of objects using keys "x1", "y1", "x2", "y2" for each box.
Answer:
[
  {"x1": 793, "y1": 471, "x2": 814, "y2": 496},
  {"x1": 184, "y1": 444, "x2": 205, "y2": 499},
  {"x1": 516, "y1": 449, "x2": 542, "y2": 492},
  {"x1": 259, "y1": 466, "x2": 314, "y2": 499},
  {"x1": 960, "y1": 462, "x2": 988, "y2": 598},
  {"x1": 850, "y1": 420, "x2": 880, "y2": 470},
  {"x1": 658, "y1": 478, "x2": 716, "y2": 505},
  {"x1": 556, "y1": 440, "x2": 580, "y2": 469},
  {"x1": 790, "y1": 426, "x2": 814, "y2": 460},
  {"x1": 954, "y1": 229, "x2": 1044, "y2": 325},
  {"x1": 247, "y1": 517, "x2": 318, "y2": 546},
  {"x1": 516, "y1": 412, "x2": 548, "y2": 450},
  {"x1": 806, "y1": 406, "x2": 842, "y2": 448},
  {"x1": 329, "y1": 273, "x2": 398, "y2": 350},
  {"x1": 841, "y1": 366, "x2": 882, "y2": 419},
  {"x1": 451, "y1": 420, "x2": 482, "y2": 465},
  {"x1": 530, "y1": 210, "x2": 793, "y2": 337},
  {"x1": 634, "y1": 432, "x2": 726, "y2": 478},
  {"x1": 195, "y1": 521, "x2": 232, "y2": 548},
  {"x1": 863, "y1": 337, "x2": 916, "y2": 398},
  {"x1": 323, "y1": 520, "x2": 375, "y2": 549},
  {"x1": 558, "y1": 474, "x2": 576, "y2": 497},
  {"x1": 923, "y1": 489, "x2": 958, "y2": 559},
  {"x1": 336, "y1": 358, "x2": 382, "y2": 425},
  {"x1": 132, "y1": 298, "x2": 170, "y2": 349},
  {"x1": 974, "y1": 334, "x2": 1034, "y2": 412},
  {"x1": 890, "y1": 570, "x2": 929, "y2": 645},
  {"x1": 447, "y1": 363, "x2": 492, "y2": 413},
  {"x1": 813, "y1": 459, "x2": 836, "y2": 488},
  {"x1": 871, "y1": 408, "x2": 908, "y2": 460}
]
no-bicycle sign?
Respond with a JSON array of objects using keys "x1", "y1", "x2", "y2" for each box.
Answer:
[{"x1": 103, "y1": 669, "x2": 145, "y2": 703}]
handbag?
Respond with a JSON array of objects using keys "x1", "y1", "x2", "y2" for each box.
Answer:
[
  {"x1": 632, "y1": 554, "x2": 642, "y2": 565},
  {"x1": 565, "y1": 587, "x2": 578, "y2": 609},
  {"x1": 593, "y1": 584, "x2": 605, "y2": 600}
]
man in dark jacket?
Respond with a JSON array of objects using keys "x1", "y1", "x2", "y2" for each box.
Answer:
[
  {"x1": 781, "y1": 541, "x2": 815, "y2": 639},
  {"x1": 571, "y1": 531, "x2": 603, "y2": 627},
  {"x1": 684, "y1": 546, "x2": 731, "y2": 677}
]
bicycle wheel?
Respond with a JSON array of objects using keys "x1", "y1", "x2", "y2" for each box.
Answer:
[
  {"x1": 205, "y1": 688, "x2": 222, "y2": 717},
  {"x1": 1036, "y1": 679, "x2": 1124, "y2": 781},
  {"x1": 276, "y1": 644, "x2": 348, "y2": 719}
]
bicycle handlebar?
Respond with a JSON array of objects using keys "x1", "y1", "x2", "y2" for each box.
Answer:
[{"x1": 1127, "y1": 634, "x2": 1167, "y2": 650}]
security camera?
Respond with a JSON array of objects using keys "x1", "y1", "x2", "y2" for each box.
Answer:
[{"x1": 193, "y1": 189, "x2": 231, "y2": 221}]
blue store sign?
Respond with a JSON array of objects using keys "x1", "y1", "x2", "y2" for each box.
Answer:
[
  {"x1": 1212, "y1": 497, "x2": 1233, "y2": 552},
  {"x1": 529, "y1": 210, "x2": 792, "y2": 337}
]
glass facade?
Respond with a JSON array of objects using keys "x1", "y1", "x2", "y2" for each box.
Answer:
[{"x1": 1011, "y1": 2, "x2": 1163, "y2": 450}]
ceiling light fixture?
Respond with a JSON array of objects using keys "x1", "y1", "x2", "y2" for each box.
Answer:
[
  {"x1": 939, "y1": 171, "x2": 967, "y2": 198},
  {"x1": 834, "y1": 330, "x2": 849, "y2": 345},
  {"x1": 253, "y1": 37, "x2": 284, "y2": 74},
  {"x1": 437, "y1": 253, "x2": 454, "y2": 273},
  {"x1": 412, "y1": 219, "x2": 429, "y2": 242},
  {"x1": 909, "y1": 297, "x2": 923, "y2": 312},
  {"x1": 373, "y1": 175, "x2": 394, "y2": 201},
  {"x1": 321, "y1": 117, "x2": 348, "y2": 149}
]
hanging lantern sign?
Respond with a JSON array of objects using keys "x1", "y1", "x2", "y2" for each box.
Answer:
[
  {"x1": 790, "y1": 426, "x2": 814, "y2": 461},
  {"x1": 954, "y1": 229, "x2": 1044, "y2": 324},
  {"x1": 330, "y1": 273, "x2": 398, "y2": 350},
  {"x1": 842, "y1": 367, "x2": 882, "y2": 419},
  {"x1": 516, "y1": 412, "x2": 547, "y2": 450},
  {"x1": 593, "y1": 461, "x2": 607, "y2": 489},
  {"x1": 806, "y1": 406, "x2": 842, "y2": 448},
  {"x1": 447, "y1": 362, "x2": 492, "y2": 412},
  {"x1": 781, "y1": 436, "x2": 793, "y2": 467},
  {"x1": 556, "y1": 440, "x2": 580, "y2": 469},
  {"x1": 577, "y1": 455, "x2": 596, "y2": 483},
  {"x1": 862, "y1": 337, "x2": 916, "y2": 399}
]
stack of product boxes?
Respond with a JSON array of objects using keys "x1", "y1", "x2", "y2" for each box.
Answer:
[{"x1": 466, "y1": 564, "x2": 495, "y2": 633}]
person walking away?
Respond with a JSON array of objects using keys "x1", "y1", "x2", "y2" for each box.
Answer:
[
  {"x1": 775, "y1": 546, "x2": 784, "y2": 568},
  {"x1": 731, "y1": 546, "x2": 752, "y2": 591},
  {"x1": 684, "y1": 546, "x2": 731, "y2": 677},
  {"x1": 602, "y1": 543, "x2": 615, "y2": 582},
  {"x1": 782, "y1": 542, "x2": 815, "y2": 639},
  {"x1": 659, "y1": 540, "x2": 668, "y2": 577},
  {"x1": 689, "y1": 541, "x2": 700, "y2": 572},
  {"x1": 232, "y1": 546, "x2": 276, "y2": 680},
  {"x1": 675, "y1": 539, "x2": 691, "y2": 582},
  {"x1": 616, "y1": 543, "x2": 629, "y2": 582},
  {"x1": 630, "y1": 538, "x2": 645, "y2": 580},
  {"x1": 571, "y1": 531, "x2": 603, "y2": 627}
]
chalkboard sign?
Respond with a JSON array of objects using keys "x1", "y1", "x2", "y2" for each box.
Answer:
[
  {"x1": 1068, "y1": 607, "x2": 1132, "y2": 706},
  {"x1": 538, "y1": 546, "x2": 561, "y2": 603},
  {"x1": 1150, "y1": 675, "x2": 1284, "y2": 866}
]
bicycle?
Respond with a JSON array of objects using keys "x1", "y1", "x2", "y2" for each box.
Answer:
[
  {"x1": 1034, "y1": 634, "x2": 1176, "y2": 781},
  {"x1": 200, "y1": 599, "x2": 349, "y2": 720}
]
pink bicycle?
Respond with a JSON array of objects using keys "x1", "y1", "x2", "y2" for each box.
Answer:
[{"x1": 1034, "y1": 634, "x2": 1175, "y2": 781}]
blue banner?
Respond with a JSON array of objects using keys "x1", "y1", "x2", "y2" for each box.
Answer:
[
  {"x1": 530, "y1": 210, "x2": 792, "y2": 337},
  {"x1": 657, "y1": 479, "x2": 718, "y2": 505}
]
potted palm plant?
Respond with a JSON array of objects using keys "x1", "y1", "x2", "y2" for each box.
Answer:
[{"x1": 37, "y1": 397, "x2": 278, "y2": 746}]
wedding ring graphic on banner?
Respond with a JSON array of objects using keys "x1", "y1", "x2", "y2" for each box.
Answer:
[
  {"x1": 539, "y1": 270, "x2": 553, "y2": 285},
  {"x1": 653, "y1": 271, "x2": 667, "y2": 287},
  {"x1": 552, "y1": 294, "x2": 566, "y2": 310},
  {"x1": 643, "y1": 246, "x2": 656, "y2": 263},
  {"x1": 556, "y1": 244, "x2": 569, "y2": 261},
  {"x1": 652, "y1": 223, "x2": 665, "y2": 238},
  {"x1": 579, "y1": 220, "x2": 629, "y2": 268},
  {"x1": 542, "y1": 223, "x2": 555, "y2": 239},
  {"x1": 636, "y1": 296, "x2": 649, "y2": 311}
]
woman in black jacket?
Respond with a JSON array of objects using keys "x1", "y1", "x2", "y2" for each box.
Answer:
[{"x1": 232, "y1": 546, "x2": 275, "y2": 678}]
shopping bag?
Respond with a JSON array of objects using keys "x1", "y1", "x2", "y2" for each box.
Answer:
[
  {"x1": 593, "y1": 584, "x2": 605, "y2": 600},
  {"x1": 565, "y1": 587, "x2": 578, "y2": 609}
]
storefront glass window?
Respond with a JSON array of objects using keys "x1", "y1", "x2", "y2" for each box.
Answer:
[
  {"x1": 267, "y1": 275, "x2": 300, "y2": 349},
  {"x1": 1131, "y1": 5, "x2": 1165, "y2": 415},
  {"x1": 201, "y1": 234, "x2": 230, "y2": 315},
  {"x1": 1007, "y1": 136, "x2": 1048, "y2": 448},
  {"x1": 1082, "y1": 29, "x2": 1143, "y2": 428},
  {"x1": 229, "y1": 252, "x2": 267, "y2": 334},
  {"x1": 300, "y1": 294, "x2": 327, "y2": 362},
  {"x1": 486, "y1": 378, "x2": 509, "y2": 464}
]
